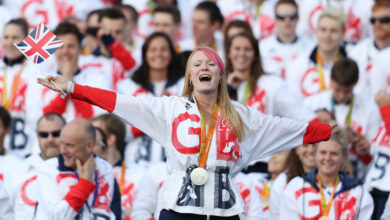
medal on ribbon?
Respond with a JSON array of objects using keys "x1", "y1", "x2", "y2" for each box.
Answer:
[
  {"x1": 317, "y1": 174, "x2": 340, "y2": 220},
  {"x1": 190, "y1": 104, "x2": 219, "y2": 186}
]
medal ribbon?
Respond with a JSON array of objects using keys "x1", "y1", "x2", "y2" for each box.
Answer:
[
  {"x1": 316, "y1": 52, "x2": 327, "y2": 92},
  {"x1": 198, "y1": 104, "x2": 219, "y2": 169},
  {"x1": 2, "y1": 61, "x2": 26, "y2": 111},
  {"x1": 330, "y1": 96, "x2": 354, "y2": 126},
  {"x1": 119, "y1": 161, "x2": 126, "y2": 194},
  {"x1": 242, "y1": 82, "x2": 251, "y2": 104},
  {"x1": 75, "y1": 171, "x2": 99, "y2": 215},
  {"x1": 316, "y1": 174, "x2": 340, "y2": 217}
]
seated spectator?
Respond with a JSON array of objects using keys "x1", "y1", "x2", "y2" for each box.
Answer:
[
  {"x1": 286, "y1": 7, "x2": 347, "y2": 98},
  {"x1": 269, "y1": 144, "x2": 316, "y2": 219},
  {"x1": 92, "y1": 113, "x2": 144, "y2": 220},
  {"x1": 260, "y1": 0, "x2": 315, "y2": 79},
  {"x1": 280, "y1": 127, "x2": 373, "y2": 220},
  {"x1": 8, "y1": 113, "x2": 65, "y2": 220},
  {"x1": 305, "y1": 58, "x2": 381, "y2": 179},
  {"x1": 36, "y1": 119, "x2": 121, "y2": 219},
  {"x1": 348, "y1": 0, "x2": 390, "y2": 98}
]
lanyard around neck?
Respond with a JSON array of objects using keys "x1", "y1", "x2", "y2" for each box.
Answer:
[
  {"x1": 330, "y1": 96, "x2": 354, "y2": 126},
  {"x1": 317, "y1": 174, "x2": 340, "y2": 217},
  {"x1": 242, "y1": 82, "x2": 251, "y2": 104},
  {"x1": 75, "y1": 170, "x2": 98, "y2": 215},
  {"x1": 2, "y1": 60, "x2": 26, "y2": 111},
  {"x1": 198, "y1": 104, "x2": 219, "y2": 169}
]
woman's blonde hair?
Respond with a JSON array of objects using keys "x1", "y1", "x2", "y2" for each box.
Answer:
[{"x1": 182, "y1": 47, "x2": 245, "y2": 141}]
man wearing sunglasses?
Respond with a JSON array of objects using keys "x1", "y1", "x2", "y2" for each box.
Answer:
[
  {"x1": 260, "y1": 0, "x2": 315, "y2": 79},
  {"x1": 348, "y1": 0, "x2": 390, "y2": 99},
  {"x1": 3, "y1": 112, "x2": 66, "y2": 220}
]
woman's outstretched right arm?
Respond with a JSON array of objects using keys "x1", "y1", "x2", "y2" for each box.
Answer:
[{"x1": 37, "y1": 76, "x2": 170, "y2": 145}]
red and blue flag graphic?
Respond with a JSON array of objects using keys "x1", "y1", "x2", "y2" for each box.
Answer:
[{"x1": 14, "y1": 23, "x2": 63, "y2": 64}]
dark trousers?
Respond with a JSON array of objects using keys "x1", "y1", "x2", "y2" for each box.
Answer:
[
  {"x1": 371, "y1": 188, "x2": 390, "y2": 220},
  {"x1": 159, "y1": 209, "x2": 240, "y2": 220}
]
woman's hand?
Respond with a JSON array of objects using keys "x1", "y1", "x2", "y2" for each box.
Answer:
[
  {"x1": 37, "y1": 75, "x2": 69, "y2": 93},
  {"x1": 227, "y1": 71, "x2": 246, "y2": 89}
]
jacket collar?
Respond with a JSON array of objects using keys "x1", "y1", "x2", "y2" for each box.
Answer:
[
  {"x1": 3, "y1": 55, "x2": 25, "y2": 66},
  {"x1": 309, "y1": 46, "x2": 347, "y2": 64},
  {"x1": 303, "y1": 168, "x2": 362, "y2": 193}
]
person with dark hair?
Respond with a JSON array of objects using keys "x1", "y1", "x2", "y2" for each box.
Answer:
[
  {"x1": 116, "y1": 4, "x2": 143, "y2": 67},
  {"x1": 152, "y1": 4, "x2": 183, "y2": 52},
  {"x1": 92, "y1": 113, "x2": 145, "y2": 219},
  {"x1": 38, "y1": 45, "x2": 331, "y2": 219},
  {"x1": 118, "y1": 32, "x2": 183, "y2": 166},
  {"x1": 43, "y1": 21, "x2": 114, "y2": 123},
  {"x1": 305, "y1": 58, "x2": 382, "y2": 180},
  {"x1": 260, "y1": 0, "x2": 315, "y2": 79},
  {"x1": 85, "y1": 8, "x2": 136, "y2": 72},
  {"x1": 0, "y1": 107, "x2": 11, "y2": 156},
  {"x1": 225, "y1": 32, "x2": 318, "y2": 176},
  {"x1": 181, "y1": 1, "x2": 225, "y2": 58},
  {"x1": 280, "y1": 127, "x2": 374, "y2": 220},
  {"x1": 5, "y1": 112, "x2": 66, "y2": 219},
  {"x1": 223, "y1": 20, "x2": 254, "y2": 54},
  {"x1": 348, "y1": 0, "x2": 390, "y2": 98},
  {"x1": 0, "y1": 18, "x2": 47, "y2": 157},
  {"x1": 269, "y1": 144, "x2": 317, "y2": 219},
  {"x1": 36, "y1": 118, "x2": 120, "y2": 219}
]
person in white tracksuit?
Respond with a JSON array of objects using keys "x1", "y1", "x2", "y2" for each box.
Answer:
[
  {"x1": 37, "y1": 46, "x2": 331, "y2": 219},
  {"x1": 280, "y1": 128, "x2": 373, "y2": 220}
]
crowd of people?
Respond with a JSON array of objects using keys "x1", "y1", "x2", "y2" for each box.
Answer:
[{"x1": 0, "y1": 0, "x2": 390, "y2": 219}]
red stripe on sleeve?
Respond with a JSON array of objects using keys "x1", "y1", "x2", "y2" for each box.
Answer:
[
  {"x1": 303, "y1": 122, "x2": 331, "y2": 144},
  {"x1": 64, "y1": 178, "x2": 95, "y2": 212},
  {"x1": 71, "y1": 84, "x2": 117, "y2": 113},
  {"x1": 380, "y1": 105, "x2": 390, "y2": 136},
  {"x1": 108, "y1": 40, "x2": 136, "y2": 71},
  {"x1": 131, "y1": 126, "x2": 144, "y2": 138}
]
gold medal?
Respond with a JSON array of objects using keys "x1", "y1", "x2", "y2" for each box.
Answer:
[
  {"x1": 319, "y1": 216, "x2": 332, "y2": 220},
  {"x1": 190, "y1": 167, "x2": 208, "y2": 185}
]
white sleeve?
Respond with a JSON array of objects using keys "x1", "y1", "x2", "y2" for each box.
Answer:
[
  {"x1": 36, "y1": 167, "x2": 77, "y2": 220},
  {"x1": 356, "y1": 185, "x2": 374, "y2": 220},
  {"x1": 113, "y1": 95, "x2": 173, "y2": 147},
  {"x1": 0, "y1": 181, "x2": 13, "y2": 220},
  {"x1": 243, "y1": 105, "x2": 328, "y2": 162},
  {"x1": 274, "y1": 80, "x2": 316, "y2": 121},
  {"x1": 279, "y1": 179, "x2": 301, "y2": 220},
  {"x1": 380, "y1": 196, "x2": 390, "y2": 220},
  {"x1": 131, "y1": 171, "x2": 160, "y2": 220},
  {"x1": 366, "y1": 105, "x2": 382, "y2": 143}
]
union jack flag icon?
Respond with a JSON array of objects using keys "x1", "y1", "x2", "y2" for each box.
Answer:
[{"x1": 14, "y1": 23, "x2": 63, "y2": 64}]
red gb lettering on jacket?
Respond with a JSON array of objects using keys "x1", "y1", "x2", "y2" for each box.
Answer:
[
  {"x1": 334, "y1": 192, "x2": 357, "y2": 220},
  {"x1": 172, "y1": 112, "x2": 201, "y2": 154},
  {"x1": 295, "y1": 187, "x2": 322, "y2": 220},
  {"x1": 172, "y1": 113, "x2": 240, "y2": 162},
  {"x1": 247, "y1": 86, "x2": 267, "y2": 113},
  {"x1": 94, "y1": 175, "x2": 111, "y2": 212},
  {"x1": 301, "y1": 67, "x2": 321, "y2": 97},
  {"x1": 216, "y1": 117, "x2": 240, "y2": 162},
  {"x1": 21, "y1": 175, "x2": 38, "y2": 206},
  {"x1": 0, "y1": 77, "x2": 28, "y2": 113}
]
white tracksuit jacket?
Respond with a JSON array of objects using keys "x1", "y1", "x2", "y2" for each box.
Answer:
[
  {"x1": 280, "y1": 169, "x2": 373, "y2": 220},
  {"x1": 36, "y1": 155, "x2": 118, "y2": 219},
  {"x1": 67, "y1": 83, "x2": 331, "y2": 216}
]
